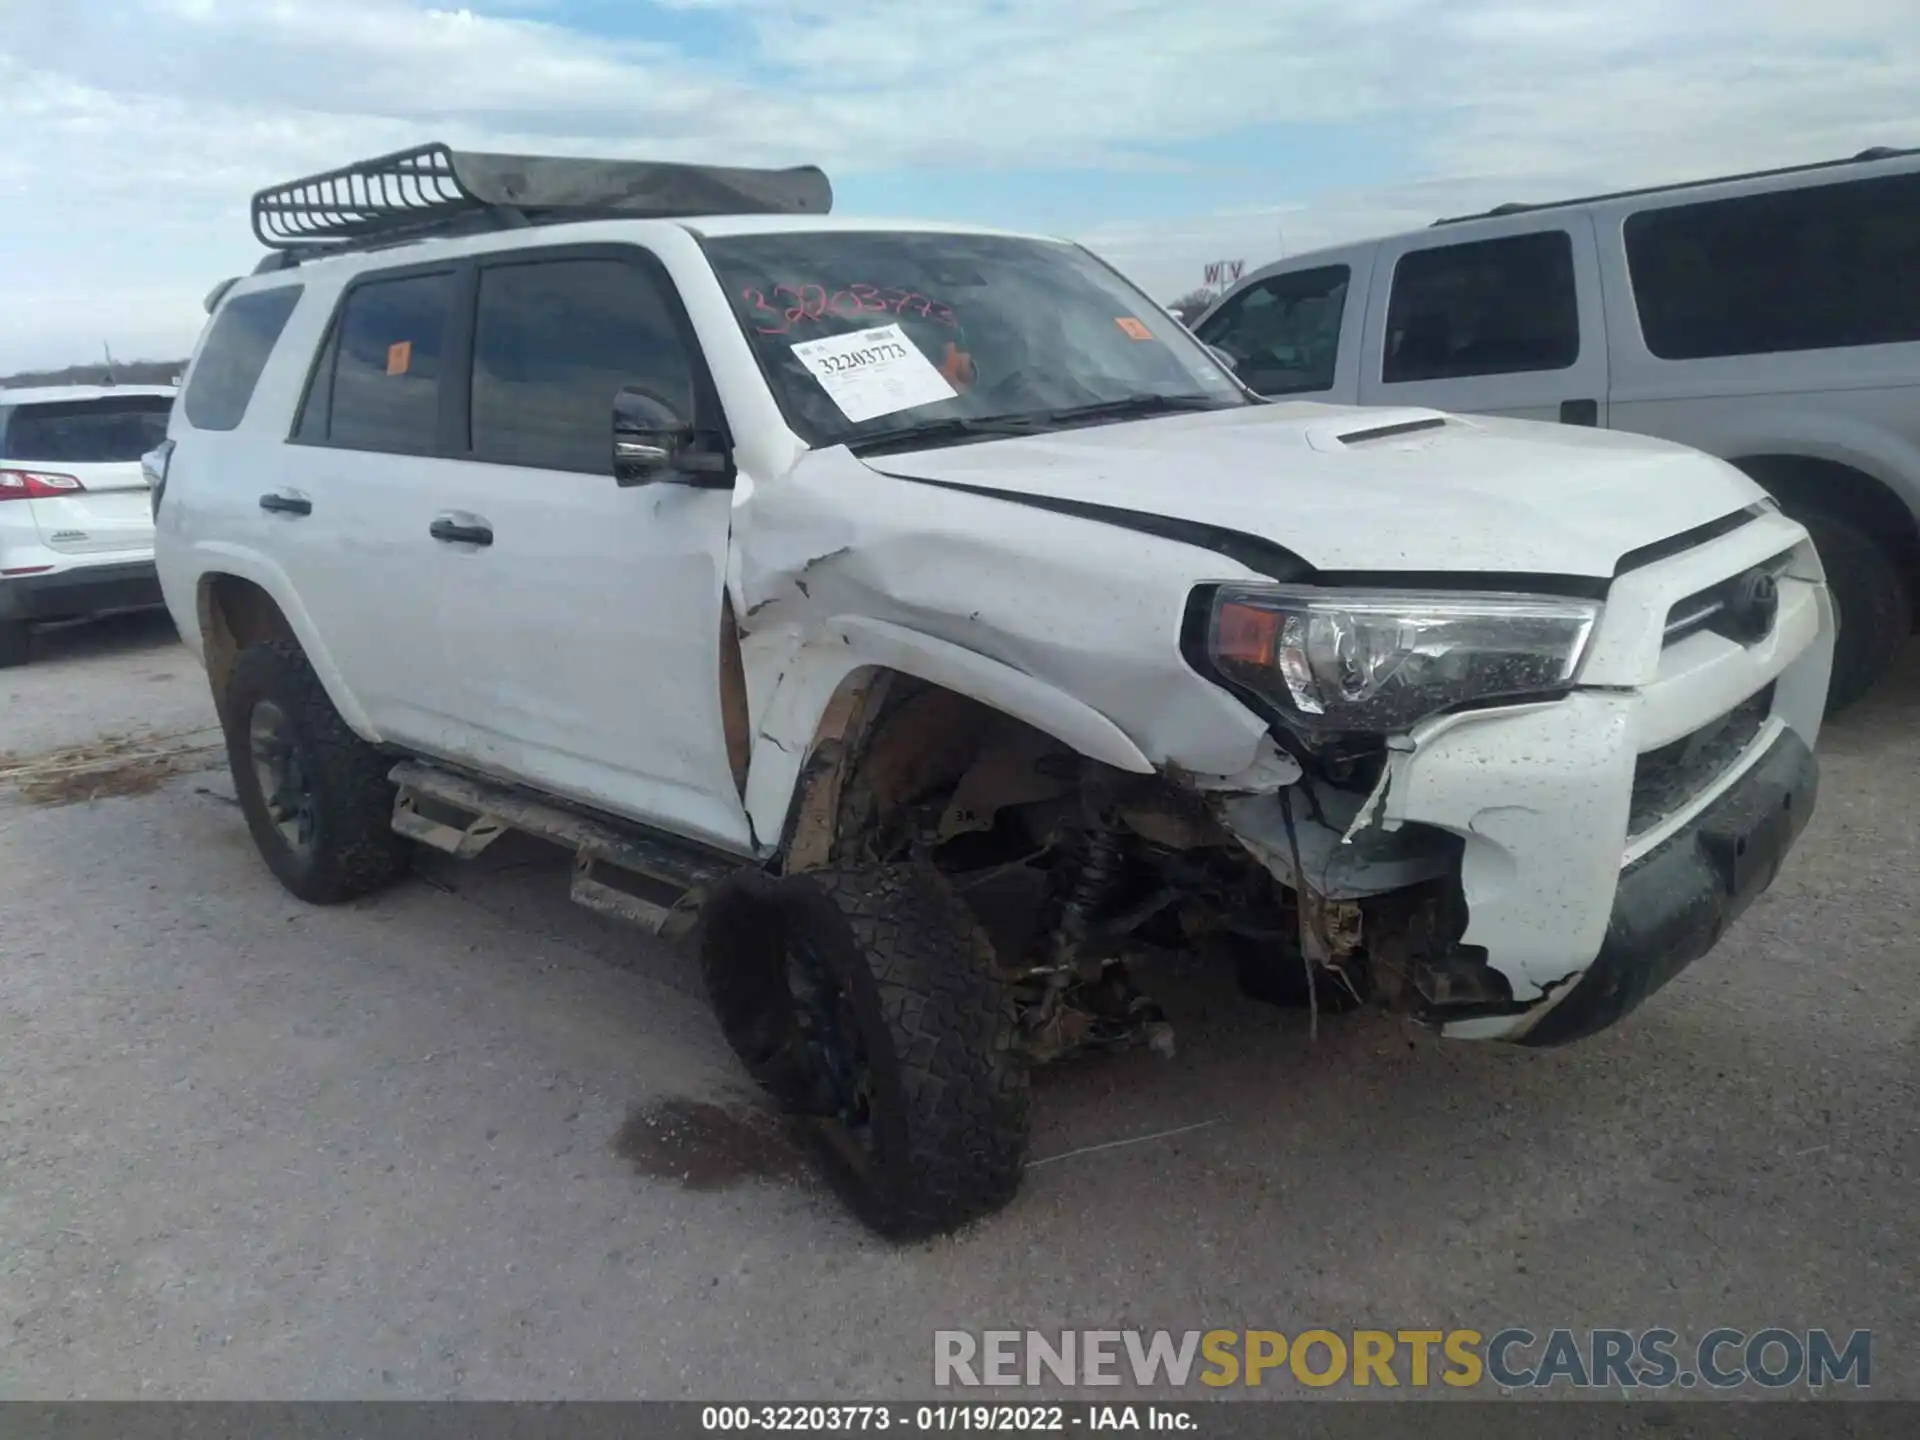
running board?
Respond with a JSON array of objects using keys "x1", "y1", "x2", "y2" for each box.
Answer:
[{"x1": 388, "y1": 760, "x2": 741, "y2": 936}]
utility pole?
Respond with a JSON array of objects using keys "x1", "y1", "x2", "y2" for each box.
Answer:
[{"x1": 101, "y1": 342, "x2": 118, "y2": 386}]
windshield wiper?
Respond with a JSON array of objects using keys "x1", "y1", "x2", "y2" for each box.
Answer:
[
  {"x1": 846, "y1": 416, "x2": 1050, "y2": 456},
  {"x1": 845, "y1": 395, "x2": 1232, "y2": 456},
  {"x1": 1023, "y1": 393, "x2": 1233, "y2": 428}
]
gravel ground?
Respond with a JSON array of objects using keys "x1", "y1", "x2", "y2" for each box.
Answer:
[{"x1": 1, "y1": 611, "x2": 1914, "y2": 1399}]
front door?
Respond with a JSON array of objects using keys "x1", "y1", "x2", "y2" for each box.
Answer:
[
  {"x1": 424, "y1": 247, "x2": 751, "y2": 853},
  {"x1": 1358, "y1": 217, "x2": 1609, "y2": 427}
]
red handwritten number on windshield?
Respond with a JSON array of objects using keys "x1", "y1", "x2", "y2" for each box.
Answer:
[
  {"x1": 743, "y1": 287, "x2": 789, "y2": 335},
  {"x1": 741, "y1": 284, "x2": 959, "y2": 331},
  {"x1": 775, "y1": 284, "x2": 828, "y2": 323}
]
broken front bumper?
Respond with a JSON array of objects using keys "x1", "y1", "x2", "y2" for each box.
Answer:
[
  {"x1": 1405, "y1": 513, "x2": 1832, "y2": 1042},
  {"x1": 1515, "y1": 725, "x2": 1816, "y2": 1045},
  {"x1": 1212, "y1": 508, "x2": 1833, "y2": 1044}
]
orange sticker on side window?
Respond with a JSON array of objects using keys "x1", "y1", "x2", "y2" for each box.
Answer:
[
  {"x1": 386, "y1": 341, "x2": 413, "y2": 376},
  {"x1": 1115, "y1": 317, "x2": 1154, "y2": 341}
]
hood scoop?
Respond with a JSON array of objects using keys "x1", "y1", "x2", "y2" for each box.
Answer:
[{"x1": 1304, "y1": 407, "x2": 1453, "y2": 453}]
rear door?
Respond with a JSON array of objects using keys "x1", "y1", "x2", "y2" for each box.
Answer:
[
  {"x1": 1358, "y1": 218, "x2": 1609, "y2": 426},
  {"x1": 276, "y1": 263, "x2": 471, "y2": 748},
  {"x1": 0, "y1": 394, "x2": 172, "y2": 555}
]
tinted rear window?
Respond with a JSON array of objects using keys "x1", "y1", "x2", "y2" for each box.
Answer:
[
  {"x1": 1383, "y1": 230, "x2": 1580, "y2": 383},
  {"x1": 184, "y1": 286, "x2": 303, "y2": 431},
  {"x1": 1, "y1": 396, "x2": 173, "y2": 463},
  {"x1": 1625, "y1": 171, "x2": 1920, "y2": 359},
  {"x1": 303, "y1": 271, "x2": 455, "y2": 455}
]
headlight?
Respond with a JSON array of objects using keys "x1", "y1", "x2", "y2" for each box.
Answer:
[{"x1": 1208, "y1": 585, "x2": 1600, "y2": 736}]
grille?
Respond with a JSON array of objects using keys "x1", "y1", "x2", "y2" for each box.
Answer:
[
  {"x1": 1628, "y1": 684, "x2": 1774, "y2": 838},
  {"x1": 1662, "y1": 547, "x2": 1794, "y2": 648}
]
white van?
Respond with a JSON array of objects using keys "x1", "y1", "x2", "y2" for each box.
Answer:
[{"x1": 1194, "y1": 146, "x2": 1920, "y2": 710}]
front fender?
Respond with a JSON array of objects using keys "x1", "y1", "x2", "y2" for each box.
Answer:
[{"x1": 741, "y1": 615, "x2": 1153, "y2": 856}]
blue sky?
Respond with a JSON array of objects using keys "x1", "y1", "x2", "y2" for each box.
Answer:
[{"x1": 0, "y1": 0, "x2": 1913, "y2": 371}]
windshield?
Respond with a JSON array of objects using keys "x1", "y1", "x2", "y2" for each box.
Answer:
[
  {"x1": 1, "y1": 396, "x2": 173, "y2": 464},
  {"x1": 702, "y1": 231, "x2": 1248, "y2": 451}
]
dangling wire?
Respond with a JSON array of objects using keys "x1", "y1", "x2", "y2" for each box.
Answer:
[{"x1": 1278, "y1": 786, "x2": 1319, "y2": 1042}]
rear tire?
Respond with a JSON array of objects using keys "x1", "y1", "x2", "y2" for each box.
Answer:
[
  {"x1": 222, "y1": 639, "x2": 409, "y2": 904},
  {"x1": 701, "y1": 863, "x2": 1030, "y2": 1239},
  {"x1": 1793, "y1": 510, "x2": 1909, "y2": 714},
  {"x1": 0, "y1": 621, "x2": 28, "y2": 669}
]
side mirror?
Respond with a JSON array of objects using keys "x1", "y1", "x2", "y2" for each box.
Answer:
[
  {"x1": 1205, "y1": 343, "x2": 1239, "y2": 372},
  {"x1": 612, "y1": 387, "x2": 729, "y2": 488}
]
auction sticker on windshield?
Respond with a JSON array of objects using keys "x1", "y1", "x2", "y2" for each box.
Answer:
[{"x1": 792, "y1": 323, "x2": 958, "y2": 424}]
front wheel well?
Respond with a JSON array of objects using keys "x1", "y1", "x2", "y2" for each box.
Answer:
[
  {"x1": 197, "y1": 573, "x2": 299, "y2": 717},
  {"x1": 780, "y1": 670, "x2": 1089, "y2": 875}
]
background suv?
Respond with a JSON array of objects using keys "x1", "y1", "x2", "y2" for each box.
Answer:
[
  {"x1": 1195, "y1": 145, "x2": 1919, "y2": 711},
  {"x1": 0, "y1": 383, "x2": 176, "y2": 667}
]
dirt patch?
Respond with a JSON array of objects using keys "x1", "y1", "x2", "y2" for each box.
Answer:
[
  {"x1": 612, "y1": 1096, "x2": 812, "y2": 1193},
  {"x1": 0, "y1": 727, "x2": 223, "y2": 807}
]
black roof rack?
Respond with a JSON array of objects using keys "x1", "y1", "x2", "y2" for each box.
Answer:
[
  {"x1": 250, "y1": 142, "x2": 832, "y2": 266},
  {"x1": 1430, "y1": 144, "x2": 1917, "y2": 226}
]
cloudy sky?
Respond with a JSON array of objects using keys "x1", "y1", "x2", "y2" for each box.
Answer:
[{"x1": 1, "y1": 0, "x2": 1914, "y2": 372}]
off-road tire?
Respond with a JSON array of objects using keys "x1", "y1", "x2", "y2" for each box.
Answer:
[
  {"x1": 0, "y1": 620, "x2": 28, "y2": 669},
  {"x1": 1794, "y1": 510, "x2": 1910, "y2": 714},
  {"x1": 223, "y1": 639, "x2": 409, "y2": 904},
  {"x1": 701, "y1": 863, "x2": 1030, "y2": 1239}
]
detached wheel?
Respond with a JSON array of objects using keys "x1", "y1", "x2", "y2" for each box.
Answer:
[
  {"x1": 222, "y1": 639, "x2": 409, "y2": 904},
  {"x1": 1794, "y1": 511, "x2": 1909, "y2": 713},
  {"x1": 0, "y1": 620, "x2": 28, "y2": 669},
  {"x1": 701, "y1": 864, "x2": 1030, "y2": 1240}
]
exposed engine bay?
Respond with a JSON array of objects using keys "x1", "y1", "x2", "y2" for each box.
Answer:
[{"x1": 783, "y1": 673, "x2": 1519, "y2": 1064}]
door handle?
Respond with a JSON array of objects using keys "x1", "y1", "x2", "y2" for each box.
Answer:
[
  {"x1": 258, "y1": 491, "x2": 312, "y2": 516},
  {"x1": 1559, "y1": 398, "x2": 1599, "y2": 426},
  {"x1": 429, "y1": 516, "x2": 494, "y2": 547}
]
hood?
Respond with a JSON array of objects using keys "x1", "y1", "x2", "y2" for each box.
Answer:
[{"x1": 861, "y1": 403, "x2": 1764, "y2": 579}]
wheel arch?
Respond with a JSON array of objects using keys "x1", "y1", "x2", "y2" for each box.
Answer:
[
  {"x1": 743, "y1": 618, "x2": 1153, "y2": 868},
  {"x1": 196, "y1": 568, "x2": 380, "y2": 736}
]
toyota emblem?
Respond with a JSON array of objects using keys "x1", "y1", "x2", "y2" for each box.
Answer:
[{"x1": 1725, "y1": 568, "x2": 1780, "y2": 643}]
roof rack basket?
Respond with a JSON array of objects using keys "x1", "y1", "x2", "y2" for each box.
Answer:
[{"x1": 250, "y1": 142, "x2": 831, "y2": 260}]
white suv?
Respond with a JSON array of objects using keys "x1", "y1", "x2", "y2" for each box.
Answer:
[
  {"x1": 1194, "y1": 145, "x2": 1919, "y2": 711},
  {"x1": 0, "y1": 384, "x2": 175, "y2": 666},
  {"x1": 156, "y1": 144, "x2": 1834, "y2": 1237}
]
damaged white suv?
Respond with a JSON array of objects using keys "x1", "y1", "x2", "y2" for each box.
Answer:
[{"x1": 156, "y1": 145, "x2": 1834, "y2": 1238}]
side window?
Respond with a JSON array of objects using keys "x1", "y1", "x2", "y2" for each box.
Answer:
[
  {"x1": 470, "y1": 255, "x2": 697, "y2": 474},
  {"x1": 1383, "y1": 231, "x2": 1579, "y2": 383},
  {"x1": 1626, "y1": 172, "x2": 1920, "y2": 359},
  {"x1": 183, "y1": 286, "x2": 303, "y2": 432},
  {"x1": 314, "y1": 271, "x2": 454, "y2": 454},
  {"x1": 1197, "y1": 265, "x2": 1350, "y2": 395}
]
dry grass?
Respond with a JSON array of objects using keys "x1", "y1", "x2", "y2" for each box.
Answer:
[{"x1": 0, "y1": 727, "x2": 224, "y2": 807}]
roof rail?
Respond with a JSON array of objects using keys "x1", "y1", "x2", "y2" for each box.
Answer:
[
  {"x1": 250, "y1": 142, "x2": 832, "y2": 263},
  {"x1": 1429, "y1": 144, "x2": 1917, "y2": 227}
]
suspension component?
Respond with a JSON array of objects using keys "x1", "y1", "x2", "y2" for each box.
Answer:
[{"x1": 1052, "y1": 803, "x2": 1123, "y2": 976}]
